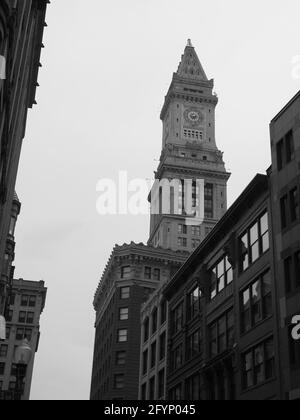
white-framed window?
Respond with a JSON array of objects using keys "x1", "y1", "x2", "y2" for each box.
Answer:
[{"x1": 183, "y1": 129, "x2": 203, "y2": 141}]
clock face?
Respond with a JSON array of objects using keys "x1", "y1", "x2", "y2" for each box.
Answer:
[
  {"x1": 188, "y1": 111, "x2": 200, "y2": 122},
  {"x1": 184, "y1": 108, "x2": 204, "y2": 126}
]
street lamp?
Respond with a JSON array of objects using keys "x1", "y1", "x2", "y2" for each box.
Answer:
[{"x1": 14, "y1": 339, "x2": 32, "y2": 400}]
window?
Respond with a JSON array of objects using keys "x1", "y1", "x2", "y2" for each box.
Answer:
[
  {"x1": 149, "y1": 377, "x2": 155, "y2": 400},
  {"x1": 0, "y1": 345, "x2": 8, "y2": 358},
  {"x1": 160, "y1": 301, "x2": 167, "y2": 325},
  {"x1": 18, "y1": 312, "x2": 26, "y2": 323},
  {"x1": 186, "y1": 374, "x2": 200, "y2": 400},
  {"x1": 145, "y1": 267, "x2": 152, "y2": 280},
  {"x1": 178, "y1": 237, "x2": 187, "y2": 247},
  {"x1": 169, "y1": 384, "x2": 182, "y2": 400},
  {"x1": 242, "y1": 338, "x2": 275, "y2": 389},
  {"x1": 26, "y1": 312, "x2": 34, "y2": 324},
  {"x1": 204, "y1": 184, "x2": 214, "y2": 219},
  {"x1": 153, "y1": 269, "x2": 161, "y2": 281},
  {"x1": 276, "y1": 130, "x2": 295, "y2": 171},
  {"x1": 21, "y1": 295, "x2": 36, "y2": 307},
  {"x1": 151, "y1": 309, "x2": 158, "y2": 334},
  {"x1": 141, "y1": 383, "x2": 147, "y2": 401},
  {"x1": 210, "y1": 256, "x2": 233, "y2": 299},
  {"x1": 290, "y1": 188, "x2": 299, "y2": 222},
  {"x1": 151, "y1": 342, "x2": 157, "y2": 368},
  {"x1": 178, "y1": 224, "x2": 187, "y2": 235},
  {"x1": 6, "y1": 310, "x2": 13, "y2": 322},
  {"x1": 143, "y1": 318, "x2": 150, "y2": 342},
  {"x1": 192, "y1": 226, "x2": 201, "y2": 236},
  {"x1": 6, "y1": 327, "x2": 10, "y2": 340},
  {"x1": 172, "y1": 303, "x2": 183, "y2": 335},
  {"x1": 119, "y1": 308, "x2": 129, "y2": 321},
  {"x1": 240, "y1": 212, "x2": 269, "y2": 272},
  {"x1": 208, "y1": 310, "x2": 234, "y2": 358},
  {"x1": 117, "y1": 329, "x2": 128, "y2": 343},
  {"x1": 120, "y1": 287, "x2": 130, "y2": 299},
  {"x1": 0, "y1": 363, "x2": 5, "y2": 375},
  {"x1": 183, "y1": 128, "x2": 203, "y2": 141},
  {"x1": 284, "y1": 251, "x2": 300, "y2": 293},
  {"x1": 121, "y1": 266, "x2": 130, "y2": 279},
  {"x1": 142, "y1": 350, "x2": 148, "y2": 375},
  {"x1": 159, "y1": 332, "x2": 166, "y2": 361},
  {"x1": 192, "y1": 239, "x2": 201, "y2": 249},
  {"x1": 158, "y1": 369, "x2": 165, "y2": 399},
  {"x1": 116, "y1": 351, "x2": 126, "y2": 366},
  {"x1": 241, "y1": 270, "x2": 272, "y2": 333},
  {"x1": 187, "y1": 286, "x2": 201, "y2": 320},
  {"x1": 16, "y1": 328, "x2": 32, "y2": 342},
  {"x1": 9, "y1": 294, "x2": 15, "y2": 306},
  {"x1": 187, "y1": 330, "x2": 201, "y2": 360},
  {"x1": 172, "y1": 345, "x2": 183, "y2": 370},
  {"x1": 114, "y1": 374, "x2": 125, "y2": 390}
]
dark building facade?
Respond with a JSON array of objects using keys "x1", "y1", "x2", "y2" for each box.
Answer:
[
  {"x1": 163, "y1": 91, "x2": 300, "y2": 401},
  {"x1": 164, "y1": 174, "x2": 282, "y2": 400},
  {"x1": 90, "y1": 243, "x2": 188, "y2": 400},
  {"x1": 269, "y1": 91, "x2": 300, "y2": 400},
  {"x1": 0, "y1": 0, "x2": 48, "y2": 314}
]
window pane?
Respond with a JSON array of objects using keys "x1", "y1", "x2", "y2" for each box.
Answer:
[
  {"x1": 254, "y1": 345, "x2": 264, "y2": 385},
  {"x1": 260, "y1": 213, "x2": 269, "y2": 235},
  {"x1": 250, "y1": 223, "x2": 258, "y2": 245}
]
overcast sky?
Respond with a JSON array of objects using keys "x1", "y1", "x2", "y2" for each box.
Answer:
[{"x1": 13, "y1": 0, "x2": 300, "y2": 400}]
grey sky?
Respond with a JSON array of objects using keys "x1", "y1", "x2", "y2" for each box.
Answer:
[{"x1": 13, "y1": 0, "x2": 300, "y2": 400}]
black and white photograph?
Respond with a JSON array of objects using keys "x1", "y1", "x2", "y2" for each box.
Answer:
[{"x1": 0, "y1": 0, "x2": 300, "y2": 405}]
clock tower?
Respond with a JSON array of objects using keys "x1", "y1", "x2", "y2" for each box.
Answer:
[{"x1": 148, "y1": 40, "x2": 231, "y2": 252}]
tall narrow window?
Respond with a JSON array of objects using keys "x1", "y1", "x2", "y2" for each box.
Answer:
[
  {"x1": 290, "y1": 188, "x2": 299, "y2": 222},
  {"x1": 204, "y1": 184, "x2": 214, "y2": 219}
]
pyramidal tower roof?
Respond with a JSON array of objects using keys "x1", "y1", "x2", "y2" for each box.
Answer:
[{"x1": 176, "y1": 39, "x2": 208, "y2": 81}]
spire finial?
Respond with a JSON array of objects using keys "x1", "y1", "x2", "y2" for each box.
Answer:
[{"x1": 187, "y1": 39, "x2": 193, "y2": 47}]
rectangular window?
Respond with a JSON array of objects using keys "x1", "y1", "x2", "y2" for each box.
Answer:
[
  {"x1": 120, "y1": 287, "x2": 130, "y2": 299},
  {"x1": 151, "y1": 341, "x2": 157, "y2": 368},
  {"x1": 6, "y1": 310, "x2": 13, "y2": 322},
  {"x1": 119, "y1": 308, "x2": 129, "y2": 321},
  {"x1": 149, "y1": 377, "x2": 155, "y2": 400},
  {"x1": 18, "y1": 312, "x2": 26, "y2": 323},
  {"x1": 142, "y1": 350, "x2": 148, "y2": 375},
  {"x1": 204, "y1": 184, "x2": 214, "y2": 219},
  {"x1": 153, "y1": 269, "x2": 161, "y2": 281},
  {"x1": 159, "y1": 332, "x2": 166, "y2": 361},
  {"x1": 145, "y1": 267, "x2": 152, "y2": 280},
  {"x1": 121, "y1": 266, "x2": 130, "y2": 279},
  {"x1": 172, "y1": 303, "x2": 184, "y2": 335},
  {"x1": 280, "y1": 195, "x2": 288, "y2": 229},
  {"x1": 116, "y1": 351, "x2": 126, "y2": 366},
  {"x1": 187, "y1": 286, "x2": 201, "y2": 320},
  {"x1": 187, "y1": 330, "x2": 201, "y2": 360},
  {"x1": 284, "y1": 256, "x2": 293, "y2": 293},
  {"x1": 143, "y1": 318, "x2": 149, "y2": 343},
  {"x1": 242, "y1": 338, "x2": 275, "y2": 390},
  {"x1": 241, "y1": 270, "x2": 272, "y2": 333},
  {"x1": 276, "y1": 130, "x2": 295, "y2": 171},
  {"x1": 192, "y1": 226, "x2": 201, "y2": 237},
  {"x1": 29, "y1": 296, "x2": 37, "y2": 308},
  {"x1": 178, "y1": 237, "x2": 187, "y2": 247},
  {"x1": 186, "y1": 374, "x2": 200, "y2": 400},
  {"x1": 21, "y1": 295, "x2": 29, "y2": 307},
  {"x1": 208, "y1": 310, "x2": 234, "y2": 358},
  {"x1": 26, "y1": 312, "x2": 34, "y2": 324},
  {"x1": 172, "y1": 345, "x2": 183, "y2": 370},
  {"x1": 152, "y1": 309, "x2": 158, "y2": 334},
  {"x1": 141, "y1": 384, "x2": 147, "y2": 401},
  {"x1": 160, "y1": 301, "x2": 167, "y2": 325},
  {"x1": 0, "y1": 363, "x2": 5, "y2": 375},
  {"x1": 117, "y1": 329, "x2": 128, "y2": 343},
  {"x1": 178, "y1": 224, "x2": 187, "y2": 235},
  {"x1": 0, "y1": 345, "x2": 8, "y2": 358},
  {"x1": 114, "y1": 374, "x2": 125, "y2": 390},
  {"x1": 158, "y1": 369, "x2": 165, "y2": 399},
  {"x1": 169, "y1": 384, "x2": 182, "y2": 401},
  {"x1": 290, "y1": 188, "x2": 299, "y2": 223},
  {"x1": 210, "y1": 256, "x2": 233, "y2": 300},
  {"x1": 276, "y1": 139, "x2": 284, "y2": 171},
  {"x1": 240, "y1": 212, "x2": 270, "y2": 272},
  {"x1": 192, "y1": 239, "x2": 201, "y2": 249}
]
